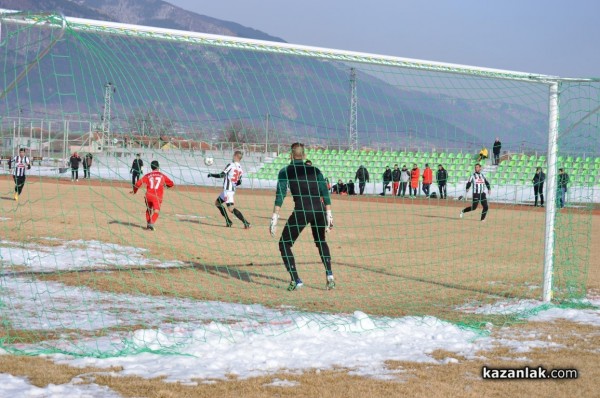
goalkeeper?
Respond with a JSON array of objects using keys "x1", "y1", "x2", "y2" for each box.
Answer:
[{"x1": 269, "y1": 142, "x2": 335, "y2": 291}]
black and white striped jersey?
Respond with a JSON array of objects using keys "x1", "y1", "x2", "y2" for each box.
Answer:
[
  {"x1": 222, "y1": 162, "x2": 243, "y2": 192},
  {"x1": 11, "y1": 155, "x2": 31, "y2": 177},
  {"x1": 466, "y1": 172, "x2": 490, "y2": 194}
]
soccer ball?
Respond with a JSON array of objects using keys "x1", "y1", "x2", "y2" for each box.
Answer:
[{"x1": 204, "y1": 157, "x2": 214, "y2": 166}]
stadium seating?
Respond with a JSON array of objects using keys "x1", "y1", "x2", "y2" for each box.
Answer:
[{"x1": 250, "y1": 150, "x2": 600, "y2": 187}]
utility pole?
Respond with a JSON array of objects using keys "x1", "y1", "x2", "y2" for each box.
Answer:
[{"x1": 348, "y1": 68, "x2": 358, "y2": 150}]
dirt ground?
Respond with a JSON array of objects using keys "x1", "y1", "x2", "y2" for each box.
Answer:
[{"x1": 0, "y1": 176, "x2": 598, "y2": 397}]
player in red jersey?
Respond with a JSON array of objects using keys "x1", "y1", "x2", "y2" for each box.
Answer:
[{"x1": 131, "y1": 160, "x2": 174, "y2": 231}]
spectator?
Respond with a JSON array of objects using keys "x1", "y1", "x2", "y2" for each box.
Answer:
[
  {"x1": 558, "y1": 168, "x2": 569, "y2": 209},
  {"x1": 399, "y1": 165, "x2": 410, "y2": 197},
  {"x1": 355, "y1": 165, "x2": 369, "y2": 195},
  {"x1": 391, "y1": 164, "x2": 401, "y2": 196},
  {"x1": 332, "y1": 179, "x2": 347, "y2": 195},
  {"x1": 305, "y1": 159, "x2": 313, "y2": 166},
  {"x1": 347, "y1": 180, "x2": 356, "y2": 195},
  {"x1": 477, "y1": 147, "x2": 489, "y2": 162},
  {"x1": 381, "y1": 166, "x2": 392, "y2": 196},
  {"x1": 436, "y1": 164, "x2": 448, "y2": 199},
  {"x1": 422, "y1": 163, "x2": 433, "y2": 197},
  {"x1": 532, "y1": 167, "x2": 545, "y2": 207},
  {"x1": 410, "y1": 164, "x2": 420, "y2": 197},
  {"x1": 492, "y1": 138, "x2": 502, "y2": 165},
  {"x1": 83, "y1": 153, "x2": 93, "y2": 179},
  {"x1": 69, "y1": 152, "x2": 82, "y2": 181}
]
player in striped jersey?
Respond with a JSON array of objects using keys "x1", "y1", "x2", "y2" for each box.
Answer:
[
  {"x1": 208, "y1": 151, "x2": 251, "y2": 228},
  {"x1": 9, "y1": 148, "x2": 31, "y2": 202},
  {"x1": 460, "y1": 163, "x2": 492, "y2": 222}
]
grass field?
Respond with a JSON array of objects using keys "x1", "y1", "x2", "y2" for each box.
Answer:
[{"x1": 0, "y1": 175, "x2": 598, "y2": 397}]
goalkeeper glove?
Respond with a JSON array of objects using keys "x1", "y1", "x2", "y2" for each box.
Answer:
[
  {"x1": 207, "y1": 173, "x2": 211, "y2": 178},
  {"x1": 326, "y1": 210, "x2": 333, "y2": 232},
  {"x1": 269, "y1": 213, "x2": 279, "y2": 237}
]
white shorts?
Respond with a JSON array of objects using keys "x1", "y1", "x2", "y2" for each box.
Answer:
[{"x1": 218, "y1": 191, "x2": 235, "y2": 205}]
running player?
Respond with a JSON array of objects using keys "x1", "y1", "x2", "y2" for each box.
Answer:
[
  {"x1": 208, "y1": 150, "x2": 251, "y2": 228},
  {"x1": 10, "y1": 148, "x2": 31, "y2": 202},
  {"x1": 131, "y1": 160, "x2": 174, "y2": 231},
  {"x1": 460, "y1": 163, "x2": 491, "y2": 222}
]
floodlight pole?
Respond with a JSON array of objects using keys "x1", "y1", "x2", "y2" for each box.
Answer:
[
  {"x1": 542, "y1": 81, "x2": 559, "y2": 302},
  {"x1": 265, "y1": 112, "x2": 269, "y2": 153},
  {"x1": 348, "y1": 67, "x2": 358, "y2": 150},
  {"x1": 102, "y1": 82, "x2": 115, "y2": 151}
]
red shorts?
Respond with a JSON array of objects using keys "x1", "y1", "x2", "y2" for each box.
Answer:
[{"x1": 145, "y1": 195, "x2": 163, "y2": 211}]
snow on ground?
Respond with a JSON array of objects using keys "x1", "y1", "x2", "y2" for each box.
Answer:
[
  {"x1": 0, "y1": 238, "x2": 598, "y2": 397},
  {"x1": 0, "y1": 373, "x2": 121, "y2": 398}
]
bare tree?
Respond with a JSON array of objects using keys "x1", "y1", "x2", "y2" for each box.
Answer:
[
  {"x1": 223, "y1": 121, "x2": 261, "y2": 144},
  {"x1": 127, "y1": 109, "x2": 174, "y2": 137}
]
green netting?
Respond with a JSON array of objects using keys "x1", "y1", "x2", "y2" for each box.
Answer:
[{"x1": 0, "y1": 11, "x2": 598, "y2": 357}]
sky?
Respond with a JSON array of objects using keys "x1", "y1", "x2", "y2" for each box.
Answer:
[
  {"x1": 166, "y1": 0, "x2": 599, "y2": 78},
  {"x1": 0, "y1": 235, "x2": 599, "y2": 396}
]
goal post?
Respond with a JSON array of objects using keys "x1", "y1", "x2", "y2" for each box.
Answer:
[{"x1": 0, "y1": 10, "x2": 598, "y2": 357}]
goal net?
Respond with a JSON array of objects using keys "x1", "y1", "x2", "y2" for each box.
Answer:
[{"x1": 0, "y1": 11, "x2": 598, "y2": 357}]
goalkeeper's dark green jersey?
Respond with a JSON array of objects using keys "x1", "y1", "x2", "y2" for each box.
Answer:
[{"x1": 275, "y1": 159, "x2": 331, "y2": 210}]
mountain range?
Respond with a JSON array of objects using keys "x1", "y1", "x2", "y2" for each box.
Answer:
[{"x1": 0, "y1": 0, "x2": 574, "y2": 153}]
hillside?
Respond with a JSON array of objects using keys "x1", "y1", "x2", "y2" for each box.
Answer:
[{"x1": 0, "y1": 1, "x2": 557, "y2": 152}]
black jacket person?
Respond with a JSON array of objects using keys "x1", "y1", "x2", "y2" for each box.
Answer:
[{"x1": 355, "y1": 165, "x2": 369, "y2": 195}]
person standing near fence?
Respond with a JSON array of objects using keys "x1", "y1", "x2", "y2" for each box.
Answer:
[
  {"x1": 391, "y1": 164, "x2": 401, "y2": 196},
  {"x1": 130, "y1": 153, "x2": 144, "y2": 188},
  {"x1": 422, "y1": 163, "x2": 433, "y2": 197},
  {"x1": 83, "y1": 153, "x2": 93, "y2": 179},
  {"x1": 492, "y1": 138, "x2": 502, "y2": 165},
  {"x1": 10, "y1": 148, "x2": 31, "y2": 202},
  {"x1": 532, "y1": 167, "x2": 545, "y2": 207},
  {"x1": 355, "y1": 165, "x2": 369, "y2": 195},
  {"x1": 460, "y1": 163, "x2": 491, "y2": 222},
  {"x1": 557, "y1": 168, "x2": 570, "y2": 209},
  {"x1": 69, "y1": 152, "x2": 82, "y2": 181},
  {"x1": 410, "y1": 164, "x2": 420, "y2": 197},
  {"x1": 436, "y1": 164, "x2": 448, "y2": 199},
  {"x1": 381, "y1": 166, "x2": 392, "y2": 196},
  {"x1": 399, "y1": 165, "x2": 410, "y2": 197}
]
